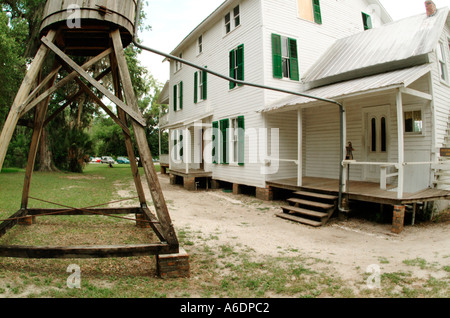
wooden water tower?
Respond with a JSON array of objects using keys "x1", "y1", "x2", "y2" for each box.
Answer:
[{"x1": 0, "y1": 0, "x2": 185, "y2": 274}]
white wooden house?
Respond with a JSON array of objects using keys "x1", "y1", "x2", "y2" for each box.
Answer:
[{"x1": 160, "y1": 0, "x2": 450, "y2": 226}]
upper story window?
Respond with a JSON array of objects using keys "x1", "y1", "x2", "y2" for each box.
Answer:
[
  {"x1": 198, "y1": 35, "x2": 203, "y2": 54},
  {"x1": 173, "y1": 81, "x2": 183, "y2": 112},
  {"x1": 194, "y1": 68, "x2": 207, "y2": 103},
  {"x1": 272, "y1": 34, "x2": 299, "y2": 81},
  {"x1": 437, "y1": 42, "x2": 448, "y2": 82},
  {"x1": 225, "y1": 5, "x2": 241, "y2": 34},
  {"x1": 175, "y1": 53, "x2": 183, "y2": 72},
  {"x1": 229, "y1": 44, "x2": 244, "y2": 89},
  {"x1": 298, "y1": 0, "x2": 322, "y2": 24},
  {"x1": 362, "y1": 12, "x2": 373, "y2": 30}
]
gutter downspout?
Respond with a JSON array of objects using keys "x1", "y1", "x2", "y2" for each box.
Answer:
[{"x1": 132, "y1": 0, "x2": 347, "y2": 213}]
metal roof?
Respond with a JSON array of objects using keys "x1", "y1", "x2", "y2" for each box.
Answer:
[
  {"x1": 302, "y1": 7, "x2": 449, "y2": 88},
  {"x1": 260, "y1": 63, "x2": 432, "y2": 113}
]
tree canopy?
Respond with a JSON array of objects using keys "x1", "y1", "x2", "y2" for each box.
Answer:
[{"x1": 0, "y1": 0, "x2": 167, "y2": 172}]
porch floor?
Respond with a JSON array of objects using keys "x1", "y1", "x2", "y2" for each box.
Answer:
[{"x1": 266, "y1": 177, "x2": 450, "y2": 205}]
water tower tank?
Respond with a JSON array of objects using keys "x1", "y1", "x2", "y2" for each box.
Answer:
[{"x1": 40, "y1": 0, "x2": 136, "y2": 56}]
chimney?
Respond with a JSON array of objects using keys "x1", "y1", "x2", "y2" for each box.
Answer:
[{"x1": 425, "y1": 1, "x2": 437, "y2": 17}]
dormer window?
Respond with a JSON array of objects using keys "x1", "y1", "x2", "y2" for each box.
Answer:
[{"x1": 362, "y1": 12, "x2": 373, "y2": 30}]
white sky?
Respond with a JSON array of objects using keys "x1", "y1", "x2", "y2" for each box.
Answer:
[{"x1": 137, "y1": 0, "x2": 450, "y2": 85}]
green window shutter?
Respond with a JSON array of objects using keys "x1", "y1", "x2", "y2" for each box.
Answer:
[
  {"x1": 237, "y1": 116, "x2": 245, "y2": 166},
  {"x1": 220, "y1": 119, "x2": 229, "y2": 164},
  {"x1": 202, "y1": 68, "x2": 207, "y2": 100},
  {"x1": 288, "y1": 38, "x2": 299, "y2": 81},
  {"x1": 173, "y1": 85, "x2": 177, "y2": 111},
  {"x1": 229, "y1": 50, "x2": 236, "y2": 89},
  {"x1": 272, "y1": 34, "x2": 282, "y2": 79},
  {"x1": 313, "y1": 0, "x2": 322, "y2": 24},
  {"x1": 194, "y1": 72, "x2": 198, "y2": 104},
  {"x1": 179, "y1": 81, "x2": 183, "y2": 110},
  {"x1": 236, "y1": 44, "x2": 244, "y2": 85},
  {"x1": 212, "y1": 121, "x2": 219, "y2": 164},
  {"x1": 179, "y1": 132, "x2": 183, "y2": 159}
]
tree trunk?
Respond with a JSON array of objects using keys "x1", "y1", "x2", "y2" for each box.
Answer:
[{"x1": 37, "y1": 128, "x2": 58, "y2": 172}]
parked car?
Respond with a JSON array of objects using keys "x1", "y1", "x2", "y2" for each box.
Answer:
[
  {"x1": 90, "y1": 157, "x2": 101, "y2": 163},
  {"x1": 116, "y1": 157, "x2": 130, "y2": 164},
  {"x1": 101, "y1": 156, "x2": 115, "y2": 164}
]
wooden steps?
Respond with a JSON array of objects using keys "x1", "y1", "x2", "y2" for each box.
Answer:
[{"x1": 276, "y1": 190, "x2": 338, "y2": 227}]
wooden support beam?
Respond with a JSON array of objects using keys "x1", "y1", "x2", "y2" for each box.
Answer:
[
  {"x1": 41, "y1": 36, "x2": 146, "y2": 127},
  {"x1": 400, "y1": 87, "x2": 433, "y2": 101},
  {"x1": 109, "y1": 54, "x2": 147, "y2": 207},
  {"x1": 21, "y1": 62, "x2": 60, "y2": 209},
  {"x1": 111, "y1": 29, "x2": 179, "y2": 248},
  {"x1": 0, "y1": 30, "x2": 56, "y2": 172},
  {"x1": 26, "y1": 207, "x2": 143, "y2": 216},
  {"x1": 20, "y1": 47, "x2": 113, "y2": 117},
  {"x1": 0, "y1": 244, "x2": 175, "y2": 259},
  {"x1": 396, "y1": 89, "x2": 405, "y2": 199},
  {"x1": 0, "y1": 210, "x2": 28, "y2": 239},
  {"x1": 43, "y1": 67, "x2": 112, "y2": 127}
]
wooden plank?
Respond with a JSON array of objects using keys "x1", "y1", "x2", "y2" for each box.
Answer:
[
  {"x1": 111, "y1": 29, "x2": 179, "y2": 248},
  {"x1": 281, "y1": 206, "x2": 328, "y2": 219},
  {"x1": 109, "y1": 54, "x2": 147, "y2": 207},
  {"x1": 287, "y1": 198, "x2": 334, "y2": 210},
  {"x1": 41, "y1": 36, "x2": 146, "y2": 126},
  {"x1": 293, "y1": 191, "x2": 338, "y2": 201},
  {"x1": 0, "y1": 30, "x2": 56, "y2": 172},
  {"x1": 0, "y1": 244, "x2": 176, "y2": 259},
  {"x1": 275, "y1": 213, "x2": 322, "y2": 227},
  {"x1": 26, "y1": 207, "x2": 143, "y2": 216}
]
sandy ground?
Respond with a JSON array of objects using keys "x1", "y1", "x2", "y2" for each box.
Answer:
[{"x1": 126, "y1": 172, "x2": 450, "y2": 287}]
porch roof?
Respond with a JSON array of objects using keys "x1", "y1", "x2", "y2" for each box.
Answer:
[
  {"x1": 259, "y1": 63, "x2": 432, "y2": 114},
  {"x1": 160, "y1": 111, "x2": 213, "y2": 130}
]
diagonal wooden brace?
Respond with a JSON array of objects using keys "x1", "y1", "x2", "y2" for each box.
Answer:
[{"x1": 41, "y1": 36, "x2": 146, "y2": 127}]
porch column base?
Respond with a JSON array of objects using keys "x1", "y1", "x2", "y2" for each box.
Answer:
[
  {"x1": 184, "y1": 176, "x2": 197, "y2": 191},
  {"x1": 233, "y1": 183, "x2": 242, "y2": 195},
  {"x1": 136, "y1": 214, "x2": 151, "y2": 228},
  {"x1": 256, "y1": 186, "x2": 274, "y2": 201},
  {"x1": 169, "y1": 174, "x2": 177, "y2": 185},
  {"x1": 156, "y1": 248, "x2": 190, "y2": 279},
  {"x1": 211, "y1": 179, "x2": 221, "y2": 189},
  {"x1": 392, "y1": 205, "x2": 405, "y2": 234}
]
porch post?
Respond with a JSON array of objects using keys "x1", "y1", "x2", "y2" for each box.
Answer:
[
  {"x1": 185, "y1": 127, "x2": 190, "y2": 174},
  {"x1": 396, "y1": 89, "x2": 405, "y2": 199},
  {"x1": 297, "y1": 108, "x2": 303, "y2": 187}
]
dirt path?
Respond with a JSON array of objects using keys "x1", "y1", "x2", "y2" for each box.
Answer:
[{"x1": 134, "y1": 173, "x2": 450, "y2": 286}]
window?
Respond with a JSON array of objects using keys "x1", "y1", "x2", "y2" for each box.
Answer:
[
  {"x1": 173, "y1": 130, "x2": 183, "y2": 162},
  {"x1": 229, "y1": 44, "x2": 244, "y2": 89},
  {"x1": 233, "y1": 5, "x2": 240, "y2": 28},
  {"x1": 220, "y1": 119, "x2": 229, "y2": 164},
  {"x1": 369, "y1": 116, "x2": 387, "y2": 153},
  {"x1": 198, "y1": 35, "x2": 203, "y2": 54},
  {"x1": 194, "y1": 68, "x2": 207, "y2": 103},
  {"x1": 225, "y1": 5, "x2": 240, "y2": 34},
  {"x1": 298, "y1": 0, "x2": 322, "y2": 24},
  {"x1": 404, "y1": 110, "x2": 423, "y2": 134},
  {"x1": 437, "y1": 42, "x2": 448, "y2": 82},
  {"x1": 173, "y1": 82, "x2": 183, "y2": 112},
  {"x1": 362, "y1": 12, "x2": 373, "y2": 30},
  {"x1": 212, "y1": 116, "x2": 245, "y2": 165},
  {"x1": 272, "y1": 34, "x2": 299, "y2": 80},
  {"x1": 230, "y1": 116, "x2": 245, "y2": 165},
  {"x1": 175, "y1": 53, "x2": 183, "y2": 72}
]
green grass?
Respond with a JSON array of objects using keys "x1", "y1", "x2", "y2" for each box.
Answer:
[{"x1": 0, "y1": 164, "x2": 448, "y2": 298}]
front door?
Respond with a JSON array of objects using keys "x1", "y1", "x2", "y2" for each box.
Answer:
[{"x1": 363, "y1": 106, "x2": 389, "y2": 181}]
